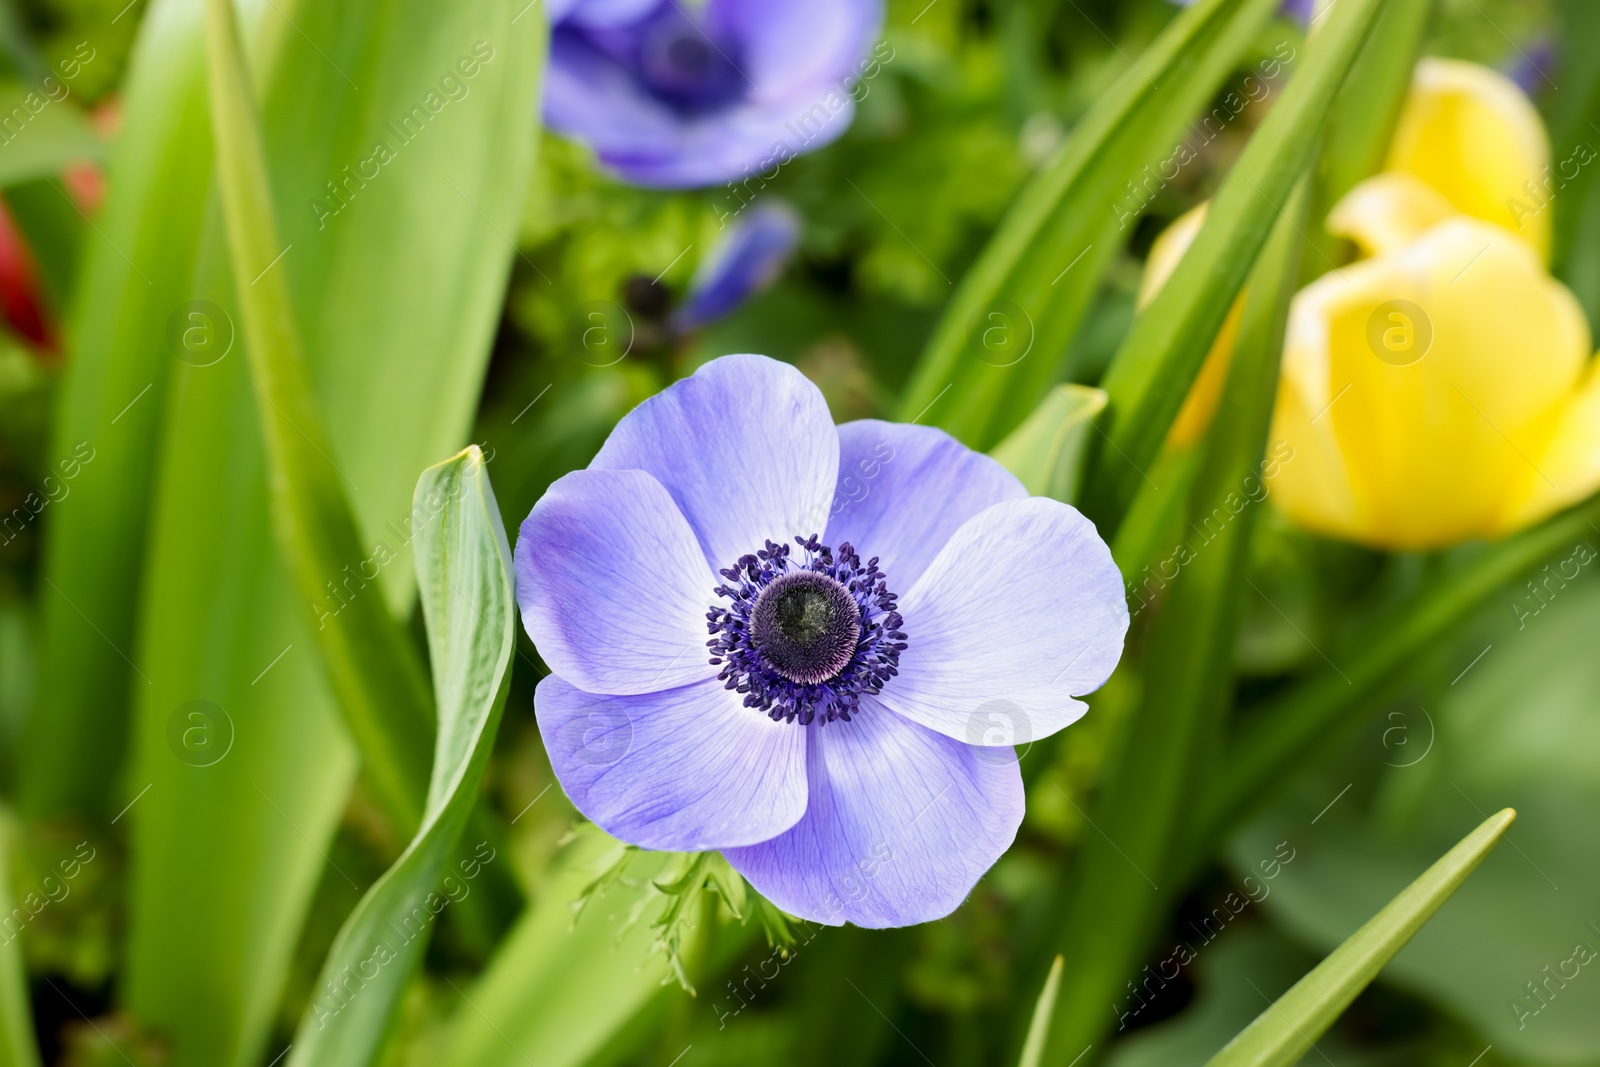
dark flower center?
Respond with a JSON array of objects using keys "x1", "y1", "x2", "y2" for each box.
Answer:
[
  {"x1": 752, "y1": 571, "x2": 862, "y2": 685},
  {"x1": 635, "y1": 10, "x2": 746, "y2": 111},
  {"x1": 707, "y1": 535, "x2": 906, "y2": 726}
]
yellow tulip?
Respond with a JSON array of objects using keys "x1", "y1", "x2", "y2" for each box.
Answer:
[
  {"x1": 1267, "y1": 176, "x2": 1599, "y2": 549},
  {"x1": 1386, "y1": 57, "x2": 1551, "y2": 260}
]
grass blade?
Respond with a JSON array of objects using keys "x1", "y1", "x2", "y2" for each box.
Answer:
[
  {"x1": 1083, "y1": 0, "x2": 1394, "y2": 531},
  {"x1": 894, "y1": 0, "x2": 1281, "y2": 449},
  {"x1": 1017, "y1": 954, "x2": 1063, "y2": 1067},
  {"x1": 1205, "y1": 809, "x2": 1515, "y2": 1067},
  {"x1": 288, "y1": 448, "x2": 514, "y2": 1067},
  {"x1": 0, "y1": 813, "x2": 41, "y2": 1067},
  {"x1": 1039, "y1": 181, "x2": 1309, "y2": 1063}
]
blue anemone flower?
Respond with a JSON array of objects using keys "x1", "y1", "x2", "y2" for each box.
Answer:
[
  {"x1": 515, "y1": 354, "x2": 1129, "y2": 927},
  {"x1": 674, "y1": 201, "x2": 802, "y2": 331},
  {"x1": 544, "y1": 0, "x2": 885, "y2": 188}
]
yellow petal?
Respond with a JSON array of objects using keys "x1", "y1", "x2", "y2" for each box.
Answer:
[
  {"x1": 1270, "y1": 218, "x2": 1590, "y2": 548},
  {"x1": 1496, "y1": 359, "x2": 1600, "y2": 532},
  {"x1": 1326, "y1": 173, "x2": 1458, "y2": 257},
  {"x1": 1136, "y1": 202, "x2": 1240, "y2": 449},
  {"x1": 1386, "y1": 57, "x2": 1551, "y2": 260}
]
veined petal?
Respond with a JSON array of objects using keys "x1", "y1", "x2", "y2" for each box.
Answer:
[
  {"x1": 591, "y1": 354, "x2": 839, "y2": 569},
  {"x1": 824, "y1": 420, "x2": 1025, "y2": 591},
  {"x1": 1326, "y1": 173, "x2": 1459, "y2": 257},
  {"x1": 516, "y1": 468, "x2": 717, "y2": 695},
  {"x1": 536, "y1": 675, "x2": 808, "y2": 850},
  {"x1": 723, "y1": 708, "x2": 1022, "y2": 927},
  {"x1": 873, "y1": 497, "x2": 1127, "y2": 747},
  {"x1": 1387, "y1": 57, "x2": 1551, "y2": 259}
]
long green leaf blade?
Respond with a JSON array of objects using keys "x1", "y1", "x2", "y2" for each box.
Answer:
[
  {"x1": 20, "y1": 0, "x2": 222, "y2": 824},
  {"x1": 1017, "y1": 954, "x2": 1063, "y2": 1067},
  {"x1": 1198, "y1": 491, "x2": 1600, "y2": 847},
  {"x1": 0, "y1": 813, "x2": 42, "y2": 1067},
  {"x1": 1041, "y1": 180, "x2": 1309, "y2": 1064},
  {"x1": 120, "y1": 0, "x2": 543, "y2": 1063},
  {"x1": 894, "y1": 0, "x2": 1280, "y2": 449},
  {"x1": 203, "y1": 0, "x2": 433, "y2": 841},
  {"x1": 1083, "y1": 0, "x2": 1394, "y2": 530},
  {"x1": 289, "y1": 447, "x2": 514, "y2": 1067},
  {"x1": 1205, "y1": 809, "x2": 1515, "y2": 1066}
]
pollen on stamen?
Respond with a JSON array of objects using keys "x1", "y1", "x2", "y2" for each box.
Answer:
[{"x1": 705, "y1": 534, "x2": 907, "y2": 726}]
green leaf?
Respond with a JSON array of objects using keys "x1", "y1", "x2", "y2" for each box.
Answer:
[
  {"x1": 102, "y1": 1, "x2": 545, "y2": 1064},
  {"x1": 441, "y1": 830, "x2": 685, "y2": 1067},
  {"x1": 894, "y1": 0, "x2": 1282, "y2": 449},
  {"x1": 1017, "y1": 954, "x2": 1063, "y2": 1067},
  {"x1": 0, "y1": 813, "x2": 42, "y2": 1067},
  {"x1": 20, "y1": 0, "x2": 222, "y2": 824},
  {"x1": 1040, "y1": 180, "x2": 1308, "y2": 1064},
  {"x1": 1233, "y1": 573, "x2": 1600, "y2": 1061},
  {"x1": 1205, "y1": 808, "x2": 1515, "y2": 1066},
  {"x1": 1197, "y1": 491, "x2": 1600, "y2": 848},
  {"x1": 0, "y1": 81, "x2": 105, "y2": 189},
  {"x1": 287, "y1": 447, "x2": 514, "y2": 1067},
  {"x1": 989, "y1": 383, "x2": 1105, "y2": 504},
  {"x1": 1082, "y1": 0, "x2": 1393, "y2": 531},
  {"x1": 203, "y1": 0, "x2": 433, "y2": 848}
]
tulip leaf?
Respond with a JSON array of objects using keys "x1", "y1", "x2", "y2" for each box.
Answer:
[
  {"x1": 1204, "y1": 809, "x2": 1514, "y2": 1067},
  {"x1": 20, "y1": 0, "x2": 222, "y2": 824},
  {"x1": 989, "y1": 383, "x2": 1106, "y2": 504},
  {"x1": 203, "y1": 0, "x2": 434, "y2": 849},
  {"x1": 1040, "y1": 181, "x2": 1308, "y2": 1063},
  {"x1": 1082, "y1": 0, "x2": 1391, "y2": 532},
  {"x1": 1197, "y1": 491, "x2": 1600, "y2": 851},
  {"x1": 894, "y1": 0, "x2": 1282, "y2": 450},
  {"x1": 112, "y1": 0, "x2": 543, "y2": 1063},
  {"x1": 287, "y1": 447, "x2": 514, "y2": 1067},
  {"x1": 0, "y1": 813, "x2": 42, "y2": 1067},
  {"x1": 1017, "y1": 954, "x2": 1063, "y2": 1067}
]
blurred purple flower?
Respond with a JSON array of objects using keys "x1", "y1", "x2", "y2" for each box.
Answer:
[
  {"x1": 674, "y1": 201, "x2": 802, "y2": 331},
  {"x1": 1170, "y1": 0, "x2": 1314, "y2": 25},
  {"x1": 1504, "y1": 35, "x2": 1555, "y2": 96},
  {"x1": 545, "y1": 0, "x2": 884, "y2": 189},
  {"x1": 515, "y1": 354, "x2": 1128, "y2": 926}
]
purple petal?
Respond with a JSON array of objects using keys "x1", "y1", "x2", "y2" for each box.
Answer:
[
  {"x1": 516, "y1": 468, "x2": 717, "y2": 695},
  {"x1": 541, "y1": 0, "x2": 882, "y2": 188},
  {"x1": 560, "y1": 0, "x2": 662, "y2": 28},
  {"x1": 716, "y1": 0, "x2": 884, "y2": 102},
  {"x1": 590, "y1": 354, "x2": 839, "y2": 571},
  {"x1": 825, "y1": 420, "x2": 1027, "y2": 591},
  {"x1": 535, "y1": 674, "x2": 808, "y2": 850},
  {"x1": 675, "y1": 201, "x2": 802, "y2": 331},
  {"x1": 724, "y1": 707, "x2": 1022, "y2": 927},
  {"x1": 874, "y1": 497, "x2": 1128, "y2": 748}
]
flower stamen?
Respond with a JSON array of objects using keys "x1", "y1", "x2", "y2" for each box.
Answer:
[{"x1": 706, "y1": 535, "x2": 906, "y2": 725}]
